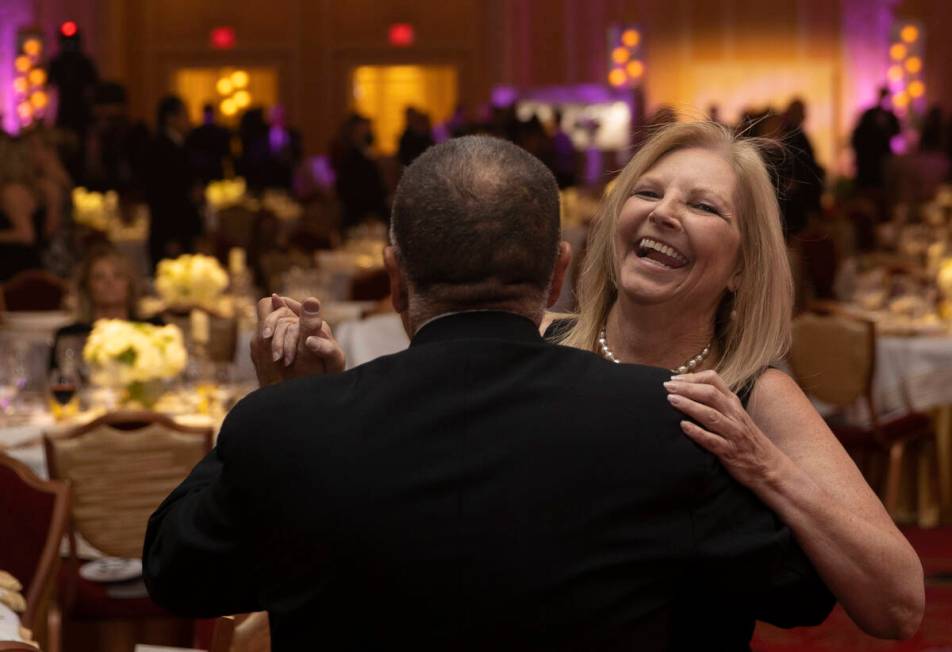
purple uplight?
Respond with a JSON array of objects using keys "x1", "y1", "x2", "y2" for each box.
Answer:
[
  {"x1": 840, "y1": 0, "x2": 898, "y2": 125},
  {"x1": 0, "y1": 0, "x2": 34, "y2": 134}
]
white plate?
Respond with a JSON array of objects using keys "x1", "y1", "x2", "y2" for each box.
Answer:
[{"x1": 79, "y1": 557, "x2": 142, "y2": 583}]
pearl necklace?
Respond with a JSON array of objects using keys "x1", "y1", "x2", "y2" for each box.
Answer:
[{"x1": 597, "y1": 327, "x2": 712, "y2": 374}]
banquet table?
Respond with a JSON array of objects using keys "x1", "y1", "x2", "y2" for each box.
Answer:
[{"x1": 873, "y1": 333, "x2": 952, "y2": 526}]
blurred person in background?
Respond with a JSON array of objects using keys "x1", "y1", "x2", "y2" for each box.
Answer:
[
  {"x1": 331, "y1": 113, "x2": 388, "y2": 231},
  {"x1": 918, "y1": 105, "x2": 944, "y2": 153},
  {"x1": 186, "y1": 103, "x2": 233, "y2": 185},
  {"x1": 50, "y1": 245, "x2": 153, "y2": 370},
  {"x1": 0, "y1": 136, "x2": 41, "y2": 281},
  {"x1": 83, "y1": 81, "x2": 150, "y2": 195},
  {"x1": 550, "y1": 109, "x2": 577, "y2": 188},
  {"x1": 264, "y1": 104, "x2": 301, "y2": 191},
  {"x1": 47, "y1": 24, "x2": 99, "y2": 181},
  {"x1": 397, "y1": 107, "x2": 434, "y2": 168},
  {"x1": 237, "y1": 107, "x2": 270, "y2": 191},
  {"x1": 777, "y1": 98, "x2": 824, "y2": 239},
  {"x1": 851, "y1": 87, "x2": 900, "y2": 191},
  {"x1": 146, "y1": 95, "x2": 202, "y2": 267}
]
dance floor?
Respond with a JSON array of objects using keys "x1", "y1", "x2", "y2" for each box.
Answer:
[{"x1": 753, "y1": 527, "x2": 952, "y2": 651}]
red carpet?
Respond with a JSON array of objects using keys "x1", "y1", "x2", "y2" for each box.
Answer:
[{"x1": 752, "y1": 527, "x2": 952, "y2": 651}]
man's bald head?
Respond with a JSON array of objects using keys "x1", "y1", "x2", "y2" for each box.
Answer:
[{"x1": 390, "y1": 136, "x2": 561, "y2": 310}]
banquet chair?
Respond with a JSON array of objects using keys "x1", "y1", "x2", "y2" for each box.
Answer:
[
  {"x1": 208, "y1": 615, "x2": 236, "y2": 652},
  {"x1": 43, "y1": 411, "x2": 212, "y2": 633},
  {"x1": 0, "y1": 454, "x2": 69, "y2": 652},
  {"x1": 788, "y1": 311, "x2": 937, "y2": 518},
  {"x1": 0, "y1": 270, "x2": 67, "y2": 312}
]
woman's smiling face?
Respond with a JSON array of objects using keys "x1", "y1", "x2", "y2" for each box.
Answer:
[{"x1": 614, "y1": 146, "x2": 742, "y2": 312}]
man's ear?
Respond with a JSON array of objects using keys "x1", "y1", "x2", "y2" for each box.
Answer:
[
  {"x1": 384, "y1": 245, "x2": 408, "y2": 313},
  {"x1": 546, "y1": 241, "x2": 573, "y2": 308}
]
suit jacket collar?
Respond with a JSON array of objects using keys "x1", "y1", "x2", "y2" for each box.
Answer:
[{"x1": 410, "y1": 311, "x2": 543, "y2": 348}]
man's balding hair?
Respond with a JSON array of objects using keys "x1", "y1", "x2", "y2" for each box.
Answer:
[{"x1": 391, "y1": 136, "x2": 561, "y2": 309}]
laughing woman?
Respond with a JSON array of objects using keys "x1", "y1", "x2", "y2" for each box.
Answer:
[{"x1": 548, "y1": 121, "x2": 923, "y2": 644}]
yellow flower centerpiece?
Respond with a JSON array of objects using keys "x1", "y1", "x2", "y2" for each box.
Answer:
[
  {"x1": 83, "y1": 320, "x2": 187, "y2": 407},
  {"x1": 205, "y1": 178, "x2": 246, "y2": 209},
  {"x1": 72, "y1": 187, "x2": 119, "y2": 231},
  {"x1": 155, "y1": 254, "x2": 229, "y2": 312}
]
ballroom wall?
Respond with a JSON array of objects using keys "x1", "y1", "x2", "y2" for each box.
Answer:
[{"x1": 17, "y1": 0, "x2": 951, "y2": 167}]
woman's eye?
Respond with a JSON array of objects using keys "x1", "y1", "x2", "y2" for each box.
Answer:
[
  {"x1": 694, "y1": 202, "x2": 720, "y2": 215},
  {"x1": 634, "y1": 189, "x2": 659, "y2": 199}
]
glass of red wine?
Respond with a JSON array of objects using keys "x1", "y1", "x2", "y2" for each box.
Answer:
[{"x1": 48, "y1": 367, "x2": 81, "y2": 419}]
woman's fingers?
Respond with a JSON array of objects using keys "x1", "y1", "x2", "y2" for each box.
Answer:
[
  {"x1": 271, "y1": 317, "x2": 291, "y2": 362},
  {"x1": 670, "y1": 369, "x2": 733, "y2": 396},
  {"x1": 261, "y1": 306, "x2": 296, "y2": 339},
  {"x1": 283, "y1": 322, "x2": 300, "y2": 366},
  {"x1": 664, "y1": 379, "x2": 737, "y2": 415},
  {"x1": 680, "y1": 420, "x2": 733, "y2": 457},
  {"x1": 666, "y1": 393, "x2": 739, "y2": 438}
]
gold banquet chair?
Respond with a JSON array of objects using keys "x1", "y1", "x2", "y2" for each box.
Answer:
[
  {"x1": 788, "y1": 312, "x2": 937, "y2": 519},
  {"x1": 42, "y1": 411, "x2": 212, "y2": 636}
]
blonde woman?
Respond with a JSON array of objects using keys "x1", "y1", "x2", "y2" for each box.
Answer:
[{"x1": 549, "y1": 121, "x2": 923, "y2": 642}]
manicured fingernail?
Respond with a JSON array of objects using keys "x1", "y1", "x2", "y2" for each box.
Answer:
[
  {"x1": 667, "y1": 394, "x2": 681, "y2": 404},
  {"x1": 680, "y1": 420, "x2": 692, "y2": 429},
  {"x1": 663, "y1": 381, "x2": 676, "y2": 390},
  {"x1": 272, "y1": 349, "x2": 281, "y2": 362},
  {"x1": 670, "y1": 374, "x2": 685, "y2": 380},
  {"x1": 305, "y1": 336, "x2": 317, "y2": 348},
  {"x1": 262, "y1": 327, "x2": 273, "y2": 338}
]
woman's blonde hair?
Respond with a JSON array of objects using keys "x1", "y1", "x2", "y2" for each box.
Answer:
[
  {"x1": 75, "y1": 246, "x2": 141, "y2": 323},
  {"x1": 560, "y1": 121, "x2": 793, "y2": 391}
]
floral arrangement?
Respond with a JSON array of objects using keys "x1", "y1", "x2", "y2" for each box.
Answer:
[
  {"x1": 83, "y1": 320, "x2": 187, "y2": 404},
  {"x1": 155, "y1": 254, "x2": 229, "y2": 311},
  {"x1": 72, "y1": 187, "x2": 119, "y2": 231},
  {"x1": 205, "y1": 177, "x2": 246, "y2": 209}
]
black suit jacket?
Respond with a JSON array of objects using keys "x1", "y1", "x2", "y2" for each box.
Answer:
[{"x1": 144, "y1": 312, "x2": 832, "y2": 651}]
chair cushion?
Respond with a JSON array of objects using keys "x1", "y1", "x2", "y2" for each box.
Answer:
[{"x1": 58, "y1": 562, "x2": 171, "y2": 620}]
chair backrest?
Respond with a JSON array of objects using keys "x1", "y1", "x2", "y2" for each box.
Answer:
[
  {"x1": 788, "y1": 312, "x2": 876, "y2": 408},
  {"x1": 1, "y1": 270, "x2": 67, "y2": 312},
  {"x1": 208, "y1": 615, "x2": 236, "y2": 652},
  {"x1": 0, "y1": 454, "x2": 69, "y2": 631},
  {"x1": 0, "y1": 642, "x2": 43, "y2": 651},
  {"x1": 44, "y1": 411, "x2": 212, "y2": 559}
]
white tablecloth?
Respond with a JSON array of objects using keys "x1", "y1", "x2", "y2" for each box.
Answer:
[{"x1": 875, "y1": 335, "x2": 952, "y2": 414}]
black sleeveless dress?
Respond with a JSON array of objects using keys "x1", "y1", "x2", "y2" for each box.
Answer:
[{"x1": 543, "y1": 318, "x2": 799, "y2": 651}]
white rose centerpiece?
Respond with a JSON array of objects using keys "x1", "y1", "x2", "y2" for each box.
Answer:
[
  {"x1": 83, "y1": 320, "x2": 187, "y2": 407},
  {"x1": 155, "y1": 254, "x2": 229, "y2": 312}
]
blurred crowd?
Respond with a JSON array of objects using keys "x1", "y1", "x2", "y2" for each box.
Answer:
[{"x1": 2, "y1": 29, "x2": 952, "y2": 311}]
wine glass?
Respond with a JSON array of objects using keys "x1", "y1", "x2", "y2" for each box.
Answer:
[{"x1": 48, "y1": 366, "x2": 81, "y2": 421}]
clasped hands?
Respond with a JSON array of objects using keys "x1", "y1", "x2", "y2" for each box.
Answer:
[{"x1": 250, "y1": 294, "x2": 346, "y2": 386}]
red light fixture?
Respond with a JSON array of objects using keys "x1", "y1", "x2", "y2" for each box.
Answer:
[
  {"x1": 388, "y1": 23, "x2": 414, "y2": 47},
  {"x1": 210, "y1": 26, "x2": 236, "y2": 50},
  {"x1": 60, "y1": 21, "x2": 78, "y2": 37}
]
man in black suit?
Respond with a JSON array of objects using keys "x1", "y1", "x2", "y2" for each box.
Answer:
[{"x1": 143, "y1": 136, "x2": 832, "y2": 650}]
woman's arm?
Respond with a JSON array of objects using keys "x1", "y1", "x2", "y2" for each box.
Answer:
[{"x1": 665, "y1": 369, "x2": 924, "y2": 639}]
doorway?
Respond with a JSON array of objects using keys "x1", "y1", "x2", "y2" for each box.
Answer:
[{"x1": 351, "y1": 64, "x2": 458, "y2": 155}]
